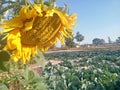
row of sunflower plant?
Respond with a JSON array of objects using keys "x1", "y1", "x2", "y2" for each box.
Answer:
[
  {"x1": 44, "y1": 50, "x2": 120, "y2": 90},
  {"x1": 0, "y1": 0, "x2": 76, "y2": 90}
]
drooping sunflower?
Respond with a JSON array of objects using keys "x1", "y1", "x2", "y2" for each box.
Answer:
[{"x1": 0, "y1": 3, "x2": 76, "y2": 63}]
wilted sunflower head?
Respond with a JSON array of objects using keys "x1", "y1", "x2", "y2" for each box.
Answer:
[{"x1": 0, "y1": 3, "x2": 77, "y2": 64}]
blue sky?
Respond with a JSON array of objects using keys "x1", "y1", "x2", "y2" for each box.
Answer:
[
  {"x1": 57, "y1": 0, "x2": 120, "y2": 44},
  {"x1": 0, "y1": 0, "x2": 120, "y2": 45}
]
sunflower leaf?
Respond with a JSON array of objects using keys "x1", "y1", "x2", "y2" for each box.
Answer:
[
  {"x1": 38, "y1": 50, "x2": 46, "y2": 68},
  {"x1": 0, "y1": 50, "x2": 10, "y2": 72},
  {"x1": 34, "y1": 50, "x2": 46, "y2": 70},
  {"x1": 0, "y1": 50, "x2": 10, "y2": 61},
  {"x1": 0, "y1": 33, "x2": 6, "y2": 49},
  {"x1": 0, "y1": 83, "x2": 8, "y2": 90},
  {"x1": 0, "y1": 62, "x2": 10, "y2": 72},
  {"x1": 34, "y1": 0, "x2": 42, "y2": 4}
]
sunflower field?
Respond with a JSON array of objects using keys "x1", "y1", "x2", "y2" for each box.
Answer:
[
  {"x1": 44, "y1": 50, "x2": 120, "y2": 90},
  {"x1": 0, "y1": 0, "x2": 120, "y2": 90}
]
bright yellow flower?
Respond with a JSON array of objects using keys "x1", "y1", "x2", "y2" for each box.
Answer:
[{"x1": 0, "y1": 4, "x2": 76, "y2": 63}]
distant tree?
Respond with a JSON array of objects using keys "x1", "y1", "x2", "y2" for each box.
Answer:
[
  {"x1": 65, "y1": 38, "x2": 75, "y2": 48},
  {"x1": 74, "y1": 32, "x2": 84, "y2": 44},
  {"x1": 92, "y1": 38, "x2": 105, "y2": 45},
  {"x1": 108, "y1": 37, "x2": 112, "y2": 44},
  {"x1": 49, "y1": 44, "x2": 56, "y2": 50},
  {"x1": 116, "y1": 37, "x2": 120, "y2": 43},
  {"x1": 64, "y1": 31, "x2": 75, "y2": 48}
]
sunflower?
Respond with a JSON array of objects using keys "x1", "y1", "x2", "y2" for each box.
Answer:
[{"x1": 0, "y1": 4, "x2": 76, "y2": 64}]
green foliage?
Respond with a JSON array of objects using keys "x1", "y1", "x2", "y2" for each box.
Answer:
[
  {"x1": 0, "y1": 50, "x2": 10, "y2": 61},
  {"x1": 0, "y1": 83, "x2": 8, "y2": 90},
  {"x1": 0, "y1": 64, "x2": 48, "y2": 90},
  {"x1": 21, "y1": 66, "x2": 48, "y2": 90},
  {"x1": 92, "y1": 38, "x2": 105, "y2": 45},
  {"x1": 35, "y1": 51, "x2": 46, "y2": 69},
  {"x1": 44, "y1": 50, "x2": 120, "y2": 90},
  {"x1": 0, "y1": 33, "x2": 6, "y2": 49},
  {"x1": 30, "y1": 50, "x2": 46, "y2": 75},
  {"x1": 74, "y1": 32, "x2": 84, "y2": 44},
  {"x1": 0, "y1": 46, "x2": 47, "y2": 90},
  {"x1": 0, "y1": 50, "x2": 10, "y2": 72},
  {"x1": 116, "y1": 37, "x2": 120, "y2": 43},
  {"x1": 65, "y1": 38, "x2": 76, "y2": 48}
]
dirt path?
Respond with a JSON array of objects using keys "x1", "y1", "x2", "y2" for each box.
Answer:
[{"x1": 46, "y1": 49, "x2": 84, "y2": 53}]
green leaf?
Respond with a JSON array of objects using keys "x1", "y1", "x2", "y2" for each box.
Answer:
[
  {"x1": 0, "y1": 50, "x2": 10, "y2": 61},
  {"x1": 0, "y1": 83, "x2": 8, "y2": 90},
  {"x1": 33, "y1": 50, "x2": 46, "y2": 70},
  {"x1": 34, "y1": 83, "x2": 48, "y2": 90},
  {"x1": 20, "y1": 0, "x2": 26, "y2": 5},
  {"x1": 0, "y1": 33, "x2": 6, "y2": 49},
  {"x1": 22, "y1": 66, "x2": 35, "y2": 81},
  {"x1": 0, "y1": 50, "x2": 10, "y2": 72},
  {"x1": 0, "y1": 61, "x2": 10, "y2": 72},
  {"x1": 21, "y1": 66, "x2": 48, "y2": 89},
  {"x1": 34, "y1": 0, "x2": 42, "y2": 4}
]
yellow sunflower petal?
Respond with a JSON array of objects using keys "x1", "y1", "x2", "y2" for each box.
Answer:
[
  {"x1": 54, "y1": 10, "x2": 69, "y2": 27},
  {"x1": 33, "y1": 4, "x2": 42, "y2": 16},
  {"x1": 3, "y1": 17, "x2": 23, "y2": 28},
  {"x1": 1, "y1": 28, "x2": 14, "y2": 33},
  {"x1": 12, "y1": 55, "x2": 19, "y2": 62},
  {"x1": 7, "y1": 39, "x2": 17, "y2": 50},
  {"x1": 19, "y1": 6, "x2": 30, "y2": 19}
]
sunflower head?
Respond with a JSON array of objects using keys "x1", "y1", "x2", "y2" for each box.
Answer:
[{"x1": 0, "y1": 2, "x2": 77, "y2": 64}]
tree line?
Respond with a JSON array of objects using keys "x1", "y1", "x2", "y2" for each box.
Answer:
[
  {"x1": 92, "y1": 37, "x2": 120, "y2": 45},
  {"x1": 65, "y1": 32, "x2": 120, "y2": 48}
]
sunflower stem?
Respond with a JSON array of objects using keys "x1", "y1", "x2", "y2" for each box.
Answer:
[
  {"x1": 53, "y1": 0, "x2": 56, "y2": 8},
  {"x1": 34, "y1": 0, "x2": 43, "y2": 4},
  {"x1": 48, "y1": 0, "x2": 56, "y2": 9}
]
